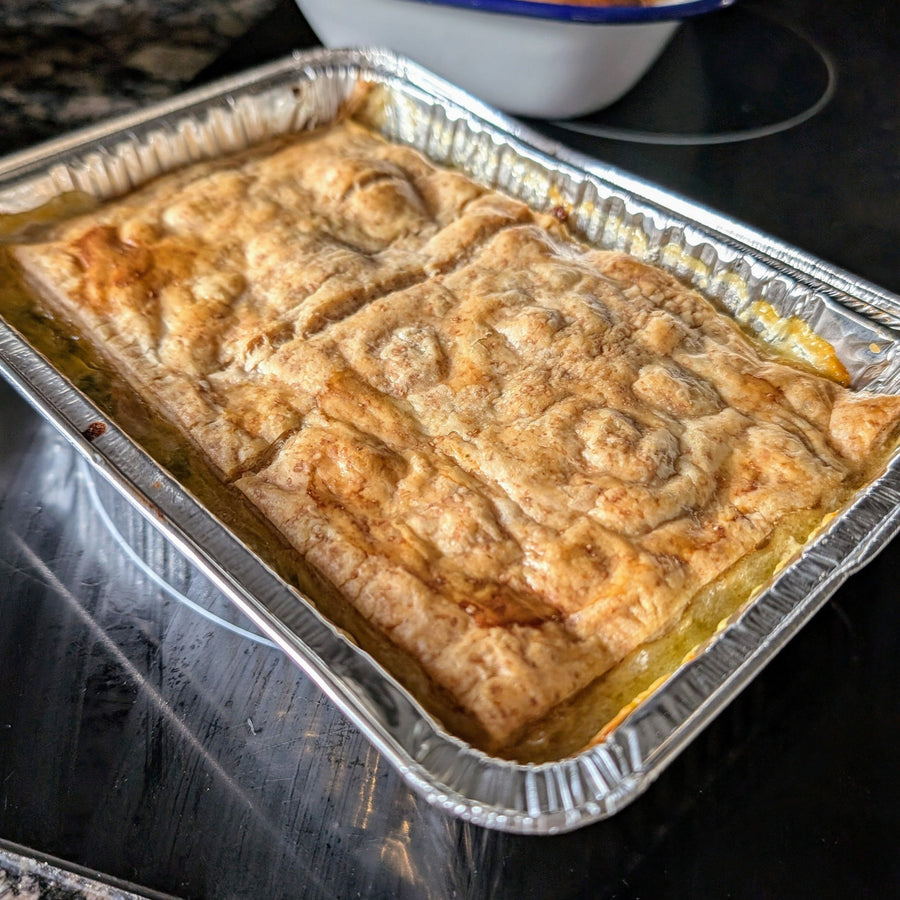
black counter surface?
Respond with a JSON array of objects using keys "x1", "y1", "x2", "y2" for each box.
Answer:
[{"x1": 1, "y1": 1, "x2": 898, "y2": 897}]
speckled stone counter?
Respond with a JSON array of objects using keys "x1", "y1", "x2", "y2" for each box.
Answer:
[{"x1": 0, "y1": 0, "x2": 280, "y2": 153}]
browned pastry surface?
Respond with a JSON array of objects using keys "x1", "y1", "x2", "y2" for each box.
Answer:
[{"x1": 11, "y1": 120, "x2": 900, "y2": 752}]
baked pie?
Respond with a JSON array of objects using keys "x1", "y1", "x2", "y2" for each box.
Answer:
[{"x1": 7, "y1": 118, "x2": 900, "y2": 757}]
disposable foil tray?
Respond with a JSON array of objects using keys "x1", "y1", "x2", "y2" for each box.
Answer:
[{"x1": 2, "y1": 48, "x2": 900, "y2": 834}]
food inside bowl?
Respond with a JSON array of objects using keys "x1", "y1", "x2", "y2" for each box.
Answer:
[
  {"x1": 467, "y1": 0, "x2": 686, "y2": 7},
  {"x1": 3, "y1": 89, "x2": 899, "y2": 762},
  {"x1": 526, "y1": 1, "x2": 664, "y2": 6}
]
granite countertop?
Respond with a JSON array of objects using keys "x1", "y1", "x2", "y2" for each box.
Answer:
[{"x1": 0, "y1": 0, "x2": 281, "y2": 153}]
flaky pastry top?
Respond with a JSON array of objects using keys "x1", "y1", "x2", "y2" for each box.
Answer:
[{"x1": 13, "y1": 121, "x2": 900, "y2": 749}]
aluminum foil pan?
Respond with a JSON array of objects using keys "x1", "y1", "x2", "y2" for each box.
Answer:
[{"x1": 2, "y1": 48, "x2": 900, "y2": 835}]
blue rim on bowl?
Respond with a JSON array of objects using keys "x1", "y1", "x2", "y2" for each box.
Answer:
[{"x1": 397, "y1": 0, "x2": 737, "y2": 24}]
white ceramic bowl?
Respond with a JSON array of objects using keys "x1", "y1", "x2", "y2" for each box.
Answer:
[{"x1": 295, "y1": 0, "x2": 736, "y2": 118}]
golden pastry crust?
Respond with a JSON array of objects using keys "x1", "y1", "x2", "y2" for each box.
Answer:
[{"x1": 11, "y1": 121, "x2": 900, "y2": 752}]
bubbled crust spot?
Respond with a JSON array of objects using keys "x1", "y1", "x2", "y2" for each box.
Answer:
[{"x1": 11, "y1": 121, "x2": 900, "y2": 750}]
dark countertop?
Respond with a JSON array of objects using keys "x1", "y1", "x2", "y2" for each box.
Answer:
[{"x1": 1, "y1": 1, "x2": 899, "y2": 897}]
